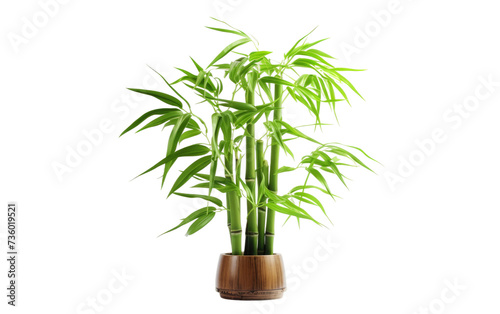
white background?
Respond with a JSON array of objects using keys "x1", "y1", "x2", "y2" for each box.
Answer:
[{"x1": 1, "y1": 0, "x2": 499, "y2": 313}]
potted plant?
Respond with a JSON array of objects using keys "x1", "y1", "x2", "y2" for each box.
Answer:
[{"x1": 120, "y1": 19, "x2": 376, "y2": 300}]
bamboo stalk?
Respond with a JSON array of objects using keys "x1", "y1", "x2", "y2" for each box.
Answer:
[
  {"x1": 265, "y1": 82, "x2": 283, "y2": 255},
  {"x1": 257, "y1": 156, "x2": 268, "y2": 255},
  {"x1": 226, "y1": 133, "x2": 242, "y2": 255},
  {"x1": 226, "y1": 196, "x2": 231, "y2": 236},
  {"x1": 256, "y1": 141, "x2": 265, "y2": 254},
  {"x1": 255, "y1": 140, "x2": 266, "y2": 254},
  {"x1": 244, "y1": 90, "x2": 258, "y2": 255}
]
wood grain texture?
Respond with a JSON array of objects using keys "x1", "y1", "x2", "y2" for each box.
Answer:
[{"x1": 215, "y1": 253, "x2": 286, "y2": 300}]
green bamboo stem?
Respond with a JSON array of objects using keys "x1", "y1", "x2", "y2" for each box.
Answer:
[
  {"x1": 226, "y1": 195, "x2": 231, "y2": 236},
  {"x1": 257, "y1": 149, "x2": 268, "y2": 255},
  {"x1": 265, "y1": 82, "x2": 283, "y2": 255},
  {"x1": 244, "y1": 90, "x2": 258, "y2": 255},
  {"x1": 256, "y1": 141, "x2": 265, "y2": 254},
  {"x1": 226, "y1": 134, "x2": 242, "y2": 255}
]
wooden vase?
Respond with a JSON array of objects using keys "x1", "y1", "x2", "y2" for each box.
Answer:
[{"x1": 215, "y1": 253, "x2": 286, "y2": 300}]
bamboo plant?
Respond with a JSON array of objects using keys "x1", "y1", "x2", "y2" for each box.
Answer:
[{"x1": 121, "y1": 19, "x2": 376, "y2": 255}]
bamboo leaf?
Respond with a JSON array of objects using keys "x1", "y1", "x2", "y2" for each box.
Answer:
[
  {"x1": 147, "y1": 66, "x2": 191, "y2": 108},
  {"x1": 208, "y1": 38, "x2": 252, "y2": 68},
  {"x1": 192, "y1": 182, "x2": 238, "y2": 193},
  {"x1": 127, "y1": 88, "x2": 183, "y2": 108},
  {"x1": 333, "y1": 71, "x2": 364, "y2": 100},
  {"x1": 186, "y1": 211, "x2": 216, "y2": 236},
  {"x1": 264, "y1": 121, "x2": 294, "y2": 158},
  {"x1": 173, "y1": 193, "x2": 223, "y2": 207},
  {"x1": 328, "y1": 78, "x2": 350, "y2": 105},
  {"x1": 326, "y1": 144, "x2": 374, "y2": 172},
  {"x1": 278, "y1": 120, "x2": 322, "y2": 145},
  {"x1": 206, "y1": 26, "x2": 246, "y2": 37},
  {"x1": 292, "y1": 191, "x2": 332, "y2": 224},
  {"x1": 285, "y1": 27, "x2": 318, "y2": 59},
  {"x1": 208, "y1": 18, "x2": 250, "y2": 38},
  {"x1": 331, "y1": 68, "x2": 365, "y2": 71},
  {"x1": 136, "y1": 111, "x2": 183, "y2": 133},
  {"x1": 289, "y1": 185, "x2": 337, "y2": 197},
  {"x1": 190, "y1": 57, "x2": 203, "y2": 72},
  {"x1": 179, "y1": 129, "x2": 202, "y2": 142},
  {"x1": 249, "y1": 51, "x2": 272, "y2": 61},
  {"x1": 135, "y1": 144, "x2": 210, "y2": 179},
  {"x1": 194, "y1": 173, "x2": 235, "y2": 186},
  {"x1": 306, "y1": 167, "x2": 333, "y2": 195},
  {"x1": 259, "y1": 76, "x2": 295, "y2": 87},
  {"x1": 158, "y1": 207, "x2": 217, "y2": 236},
  {"x1": 306, "y1": 49, "x2": 335, "y2": 59},
  {"x1": 219, "y1": 99, "x2": 257, "y2": 111},
  {"x1": 161, "y1": 114, "x2": 193, "y2": 187},
  {"x1": 169, "y1": 155, "x2": 212, "y2": 196},
  {"x1": 120, "y1": 108, "x2": 180, "y2": 136},
  {"x1": 238, "y1": 177, "x2": 255, "y2": 204},
  {"x1": 337, "y1": 143, "x2": 380, "y2": 165},
  {"x1": 266, "y1": 203, "x2": 308, "y2": 220},
  {"x1": 258, "y1": 80, "x2": 273, "y2": 102},
  {"x1": 276, "y1": 166, "x2": 297, "y2": 174}
]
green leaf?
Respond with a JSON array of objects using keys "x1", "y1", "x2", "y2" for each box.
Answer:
[
  {"x1": 219, "y1": 99, "x2": 256, "y2": 111},
  {"x1": 147, "y1": 66, "x2": 191, "y2": 108},
  {"x1": 326, "y1": 144, "x2": 374, "y2": 172},
  {"x1": 228, "y1": 57, "x2": 248, "y2": 83},
  {"x1": 278, "y1": 120, "x2": 322, "y2": 145},
  {"x1": 173, "y1": 193, "x2": 223, "y2": 207},
  {"x1": 264, "y1": 121, "x2": 294, "y2": 158},
  {"x1": 206, "y1": 26, "x2": 246, "y2": 37},
  {"x1": 120, "y1": 108, "x2": 180, "y2": 136},
  {"x1": 208, "y1": 38, "x2": 252, "y2": 68},
  {"x1": 259, "y1": 76, "x2": 295, "y2": 87},
  {"x1": 285, "y1": 27, "x2": 318, "y2": 59},
  {"x1": 333, "y1": 71, "x2": 364, "y2": 100},
  {"x1": 162, "y1": 116, "x2": 199, "y2": 131},
  {"x1": 328, "y1": 78, "x2": 350, "y2": 105},
  {"x1": 289, "y1": 185, "x2": 336, "y2": 197},
  {"x1": 169, "y1": 155, "x2": 212, "y2": 196},
  {"x1": 192, "y1": 182, "x2": 238, "y2": 193},
  {"x1": 258, "y1": 80, "x2": 273, "y2": 102},
  {"x1": 179, "y1": 129, "x2": 202, "y2": 142},
  {"x1": 134, "y1": 144, "x2": 210, "y2": 179},
  {"x1": 306, "y1": 49, "x2": 335, "y2": 59},
  {"x1": 238, "y1": 178, "x2": 255, "y2": 204},
  {"x1": 307, "y1": 167, "x2": 333, "y2": 195},
  {"x1": 136, "y1": 111, "x2": 183, "y2": 133},
  {"x1": 127, "y1": 88, "x2": 183, "y2": 108},
  {"x1": 266, "y1": 202, "x2": 309, "y2": 220},
  {"x1": 331, "y1": 67, "x2": 364, "y2": 71},
  {"x1": 338, "y1": 143, "x2": 379, "y2": 165},
  {"x1": 162, "y1": 114, "x2": 193, "y2": 187},
  {"x1": 234, "y1": 135, "x2": 245, "y2": 145},
  {"x1": 276, "y1": 166, "x2": 297, "y2": 174},
  {"x1": 194, "y1": 173, "x2": 234, "y2": 186},
  {"x1": 186, "y1": 211, "x2": 216, "y2": 236},
  {"x1": 249, "y1": 51, "x2": 272, "y2": 61},
  {"x1": 292, "y1": 57, "x2": 321, "y2": 68},
  {"x1": 158, "y1": 207, "x2": 216, "y2": 236},
  {"x1": 292, "y1": 191, "x2": 331, "y2": 224},
  {"x1": 190, "y1": 57, "x2": 203, "y2": 72}
]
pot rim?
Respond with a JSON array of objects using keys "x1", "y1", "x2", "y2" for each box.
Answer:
[{"x1": 220, "y1": 253, "x2": 282, "y2": 257}]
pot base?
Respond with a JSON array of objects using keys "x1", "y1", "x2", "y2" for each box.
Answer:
[{"x1": 216, "y1": 288, "x2": 285, "y2": 300}]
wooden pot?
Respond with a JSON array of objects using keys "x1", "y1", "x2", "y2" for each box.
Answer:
[{"x1": 215, "y1": 253, "x2": 286, "y2": 300}]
